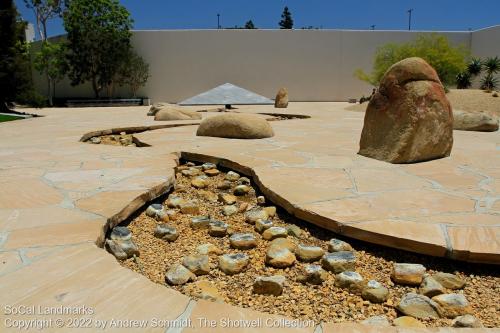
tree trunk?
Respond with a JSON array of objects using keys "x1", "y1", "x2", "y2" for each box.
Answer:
[
  {"x1": 47, "y1": 74, "x2": 53, "y2": 106},
  {"x1": 92, "y1": 77, "x2": 100, "y2": 98}
]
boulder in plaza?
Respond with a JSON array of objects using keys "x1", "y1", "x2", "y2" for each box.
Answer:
[
  {"x1": 154, "y1": 107, "x2": 202, "y2": 121},
  {"x1": 196, "y1": 114, "x2": 274, "y2": 139},
  {"x1": 274, "y1": 87, "x2": 289, "y2": 108},
  {"x1": 453, "y1": 110, "x2": 499, "y2": 132}
]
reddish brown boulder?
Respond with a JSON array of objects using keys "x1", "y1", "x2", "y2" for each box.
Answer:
[
  {"x1": 274, "y1": 88, "x2": 289, "y2": 108},
  {"x1": 359, "y1": 57, "x2": 453, "y2": 163}
]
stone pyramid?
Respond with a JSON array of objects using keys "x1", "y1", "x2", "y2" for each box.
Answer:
[{"x1": 178, "y1": 83, "x2": 273, "y2": 105}]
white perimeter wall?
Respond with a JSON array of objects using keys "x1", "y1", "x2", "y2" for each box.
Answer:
[{"x1": 35, "y1": 26, "x2": 500, "y2": 103}]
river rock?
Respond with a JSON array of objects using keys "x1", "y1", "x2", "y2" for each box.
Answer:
[
  {"x1": 191, "y1": 176, "x2": 208, "y2": 189},
  {"x1": 218, "y1": 193, "x2": 237, "y2": 205},
  {"x1": 204, "y1": 169, "x2": 220, "y2": 177},
  {"x1": 233, "y1": 185, "x2": 250, "y2": 196},
  {"x1": 181, "y1": 167, "x2": 201, "y2": 177},
  {"x1": 219, "y1": 253, "x2": 249, "y2": 275},
  {"x1": 190, "y1": 216, "x2": 211, "y2": 229},
  {"x1": 196, "y1": 113, "x2": 275, "y2": 139},
  {"x1": 361, "y1": 280, "x2": 389, "y2": 303},
  {"x1": 432, "y1": 272, "x2": 466, "y2": 290},
  {"x1": 166, "y1": 195, "x2": 186, "y2": 208},
  {"x1": 393, "y1": 316, "x2": 426, "y2": 328},
  {"x1": 165, "y1": 264, "x2": 195, "y2": 285},
  {"x1": 244, "y1": 208, "x2": 268, "y2": 224},
  {"x1": 255, "y1": 219, "x2": 273, "y2": 233},
  {"x1": 182, "y1": 254, "x2": 210, "y2": 275},
  {"x1": 179, "y1": 200, "x2": 200, "y2": 214},
  {"x1": 257, "y1": 196, "x2": 266, "y2": 205},
  {"x1": 453, "y1": 110, "x2": 499, "y2": 132},
  {"x1": 270, "y1": 238, "x2": 297, "y2": 252},
  {"x1": 217, "y1": 180, "x2": 232, "y2": 190},
  {"x1": 230, "y1": 233, "x2": 257, "y2": 249},
  {"x1": 419, "y1": 276, "x2": 445, "y2": 297},
  {"x1": 253, "y1": 275, "x2": 286, "y2": 296},
  {"x1": 262, "y1": 226, "x2": 288, "y2": 240},
  {"x1": 274, "y1": 87, "x2": 289, "y2": 108},
  {"x1": 154, "y1": 224, "x2": 179, "y2": 242},
  {"x1": 110, "y1": 226, "x2": 132, "y2": 241},
  {"x1": 358, "y1": 57, "x2": 453, "y2": 163},
  {"x1": 225, "y1": 171, "x2": 240, "y2": 181},
  {"x1": 197, "y1": 243, "x2": 222, "y2": 255},
  {"x1": 328, "y1": 238, "x2": 353, "y2": 252},
  {"x1": 201, "y1": 162, "x2": 217, "y2": 170},
  {"x1": 361, "y1": 315, "x2": 390, "y2": 326},
  {"x1": 145, "y1": 203, "x2": 165, "y2": 219},
  {"x1": 432, "y1": 293, "x2": 472, "y2": 318},
  {"x1": 392, "y1": 263, "x2": 426, "y2": 285},
  {"x1": 265, "y1": 246, "x2": 296, "y2": 268},
  {"x1": 297, "y1": 264, "x2": 328, "y2": 285},
  {"x1": 263, "y1": 206, "x2": 276, "y2": 217},
  {"x1": 321, "y1": 251, "x2": 356, "y2": 273},
  {"x1": 198, "y1": 190, "x2": 218, "y2": 203},
  {"x1": 396, "y1": 292, "x2": 440, "y2": 319},
  {"x1": 209, "y1": 220, "x2": 229, "y2": 237},
  {"x1": 105, "y1": 239, "x2": 128, "y2": 260},
  {"x1": 295, "y1": 245, "x2": 325, "y2": 262},
  {"x1": 237, "y1": 177, "x2": 251, "y2": 185},
  {"x1": 452, "y1": 314, "x2": 483, "y2": 328},
  {"x1": 335, "y1": 271, "x2": 365, "y2": 293},
  {"x1": 222, "y1": 205, "x2": 238, "y2": 216},
  {"x1": 286, "y1": 225, "x2": 302, "y2": 238}
]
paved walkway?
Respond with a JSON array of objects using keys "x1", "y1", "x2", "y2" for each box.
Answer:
[{"x1": 0, "y1": 103, "x2": 498, "y2": 332}]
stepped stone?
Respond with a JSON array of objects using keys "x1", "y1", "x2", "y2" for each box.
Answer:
[
  {"x1": 209, "y1": 220, "x2": 229, "y2": 237},
  {"x1": 328, "y1": 238, "x2": 353, "y2": 252},
  {"x1": 419, "y1": 276, "x2": 445, "y2": 298},
  {"x1": 297, "y1": 264, "x2": 328, "y2": 285},
  {"x1": 295, "y1": 244, "x2": 325, "y2": 262},
  {"x1": 262, "y1": 226, "x2": 288, "y2": 240},
  {"x1": 432, "y1": 272, "x2": 466, "y2": 290},
  {"x1": 432, "y1": 293, "x2": 473, "y2": 318},
  {"x1": 229, "y1": 233, "x2": 257, "y2": 250},
  {"x1": 154, "y1": 224, "x2": 179, "y2": 242},
  {"x1": 397, "y1": 292, "x2": 440, "y2": 319},
  {"x1": 166, "y1": 264, "x2": 195, "y2": 285},
  {"x1": 321, "y1": 251, "x2": 356, "y2": 273},
  {"x1": 219, "y1": 253, "x2": 249, "y2": 275},
  {"x1": 392, "y1": 263, "x2": 426, "y2": 285},
  {"x1": 253, "y1": 275, "x2": 286, "y2": 296},
  {"x1": 265, "y1": 246, "x2": 296, "y2": 268},
  {"x1": 182, "y1": 254, "x2": 210, "y2": 275},
  {"x1": 361, "y1": 280, "x2": 389, "y2": 303}
]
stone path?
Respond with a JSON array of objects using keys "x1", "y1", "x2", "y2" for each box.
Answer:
[{"x1": 0, "y1": 103, "x2": 498, "y2": 332}]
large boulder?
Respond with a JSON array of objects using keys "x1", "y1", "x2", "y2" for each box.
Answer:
[
  {"x1": 154, "y1": 107, "x2": 202, "y2": 121},
  {"x1": 274, "y1": 87, "x2": 289, "y2": 108},
  {"x1": 147, "y1": 102, "x2": 172, "y2": 116},
  {"x1": 359, "y1": 57, "x2": 453, "y2": 163},
  {"x1": 196, "y1": 113, "x2": 274, "y2": 139},
  {"x1": 453, "y1": 110, "x2": 499, "y2": 132}
]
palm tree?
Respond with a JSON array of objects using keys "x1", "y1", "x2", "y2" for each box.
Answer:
[
  {"x1": 481, "y1": 56, "x2": 500, "y2": 91},
  {"x1": 467, "y1": 57, "x2": 482, "y2": 76}
]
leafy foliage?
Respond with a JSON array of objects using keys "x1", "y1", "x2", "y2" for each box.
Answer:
[
  {"x1": 63, "y1": 0, "x2": 133, "y2": 98},
  {"x1": 279, "y1": 6, "x2": 293, "y2": 29},
  {"x1": 480, "y1": 73, "x2": 498, "y2": 91},
  {"x1": 455, "y1": 71, "x2": 472, "y2": 89},
  {"x1": 467, "y1": 57, "x2": 483, "y2": 76},
  {"x1": 33, "y1": 41, "x2": 67, "y2": 104},
  {"x1": 244, "y1": 20, "x2": 256, "y2": 29},
  {"x1": 355, "y1": 33, "x2": 468, "y2": 87},
  {"x1": 483, "y1": 56, "x2": 500, "y2": 75},
  {"x1": 116, "y1": 50, "x2": 149, "y2": 98}
]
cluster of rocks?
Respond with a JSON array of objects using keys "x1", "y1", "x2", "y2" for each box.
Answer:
[{"x1": 89, "y1": 132, "x2": 137, "y2": 147}]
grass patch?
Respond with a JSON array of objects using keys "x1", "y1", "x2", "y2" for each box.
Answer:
[{"x1": 0, "y1": 114, "x2": 22, "y2": 122}]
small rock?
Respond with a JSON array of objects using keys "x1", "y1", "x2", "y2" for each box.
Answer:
[
  {"x1": 257, "y1": 196, "x2": 266, "y2": 205},
  {"x1": 182, "y1": 254, "x2": 210, "y2": 275},
  {"x1": 189, "y1": 280, "x2": 224, "y2": 303},
  {"x1": 328, "y1": 238, "x2": 353, "y2": 252},
  {"x1": 90, "y1": 137, "x2": 101, "y2": 144},
  {"x1": 105, "y1": 239, "x2": 128, "y2": 260},
  {"x1": 396, "y1": 292, "x2": 440, "y2": 319},
  {"x1": 361, "y1": 280, "x2": 389, "y2": 303},
  {"x1": 265, "y1": 246, "x2": 296, "y2": 268},
  {"x1": 204, "y1": 169, "x2": 220, "y2": 177},
  {"x1": 253, "y1": 275, "x2": 286, "y2": 296},
  {"x1": 335, "y1": 271, "x2": 365, "y2": 293},
  {"x1": 201, "y1": 162, "x2": 216, "y2": 170},
  {"x1": 154, "y1": 224, "x2": 179, "y2": 242},
  {"x1": 179, "y1": 200, "x2": 200, "y2": 214},
  {"x1": 222, "y1": 205, "x2": 238, "y2": 216},
  {"x1": 190, "y1": 216, "x2": 211, "y2": 229},
  {"x1": 155, "y1": 210, "x2": 170, "y2": 222},
  {"x1": 238, "y1": 202, "x2": 249, "y2": 212},
  {"x1": 166, "y1": 195, "x2": 186, "y2": 208},
  {"x1": 244, "y1": 208, "x2": 269, "y2": 224},
  {"x1": 165, "y1": 264, "x2": 195, "y2": 285},
  {"x1": 419, "y1": 276, "x2": 445, "y2": 298},
  {"x1": 225, "y1": 171, "x2": 240, "y2": 181},
  {"x1": 393, "y1": 316, "x2": 426, "y2": 328},
  {"x1": 191, "y1": 176, "x2": 209, "y2": 189},
  {"x1": 432, "y1": 272, "x2": 466, "y2": 290},
  {"x1": 263, "y1": 206, "x2": 276, "y2": 217},
  {"x1": 286, "y1": 225, "x2": 302, "y2": 238},
  {"x1": 392, "y1": 263, "x2": 426, "y2": 286},
  {"x1": 361, "y1": 315, "x2": 390, "y2": 326},
  {"x1": 297, "y1": 264, "x2": 328, "y2": 285},
  {"x1": 185, "y1": 162, "x2": 195, "y2": 167},
  {"x1": 218, "y1": 193, "x2": 237, "y2": 205},
  {"x1": 197, "y1": 243, "x2": 222, "y2": 255},
  {"x1": 452, "y1": 314, "x2": 483, "y2": 328},
  {"x1": 198, "y1": 190, "x2": 218, "y2": 203},
  {"x1": 255, "y1": 219, "x2": 273, "y2": 233},
  {"x1": 219, "y1": 253, "x2": 249, "y2": 275},
  {"x1": 181, "y1": 168, "x2": 201, "y2": 177},
  {"x1": 233, "y1": 185, "x2": 250, "y2": 196},
  {"x1": 295, "y1": 244, "x2": 324, "y2": 262},
  {"x1": 321, "y1": 251, "x2": 356, "y2": 273},
  {"x1": 216, "y1": 181, "x2": 232, "y2": 190},
  {"x1": 237, "y1": 177, "x2": 251, "y2": 185},
  {"x1": 432, "y1": 293, "x2": 473, "y2": 318},
  {"x1": 209, "y1": 220, "x2": 229, "y2": 237},
  {"x1": 262, "y1": 227, "x2": 288, "y2": 240},
  {"x1": 270, "y1": 238, "x2": 297, "y2": 252},
  {"x1": 114, "y1": 239, "x2": 139, "y2": 258},
  {"x1": 145, "y1": 203, "x2": 164, "y2": 218},
  {"x1": 110, "y1": 226, "x2": 132, "y2": 241},
  {"x1": 229, "y1": 233, "x2": 257, "y2": 250}
]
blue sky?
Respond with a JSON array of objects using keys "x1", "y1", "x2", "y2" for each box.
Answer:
[{"x1": 15, "y1": 0, "x2": 500, "y2": 39}]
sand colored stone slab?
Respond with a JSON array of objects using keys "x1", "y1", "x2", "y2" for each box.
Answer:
[
  {"x1": 0, "y1": 251, "x2": 23, "y2": 274},
  {"x1": 0, "y1": 178, "x2": 63, "y2": 209}
]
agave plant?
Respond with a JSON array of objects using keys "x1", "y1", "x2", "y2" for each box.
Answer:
[
  {"x1": 480, "y1": 73, "x2": 499, "y2": 91},
  {"x1": 467, "y1": 57, "x2": 482, "y2": 76},
  {"x1": 456, "y1": 71, "x2": 472, "y2": 89},
  {"x1": 483, "y1": 56, "x2": 500, "y2": 75}
]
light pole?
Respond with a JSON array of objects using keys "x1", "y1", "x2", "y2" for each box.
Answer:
[
  {"x1": 217, "y1": 13, "x2": 220, "y2": 29},
  {"x1": 407, "y1": 9, "x2": 413, "y2": 30}
]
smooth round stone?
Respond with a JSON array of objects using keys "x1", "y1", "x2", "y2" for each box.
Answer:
[
  {"x1": 321, "y1": 251, "x2": 356, "y2": 273},
  {"x1": 191, "y1": 176, "x2": 209, "y2": 189},
  {"x1": 105, "y1": 239, "x2": 128, "y2": 260},
  {"x1": 419, "y1": 276, "x2": 445, "y2": 298},
  {"x1": 165, "y1": 264, "x2": 195, "y2": 285},
  {"x1": 297, "y1": 264, "x2": 328, "y2": 285},
  {"x1": 230, "y1": 233, "x2": 257, "y2": 249},
  {"x1": 145, "y1": 203, "x2": 164, "y2": 218},
  {"x1": 255, "y1": 219, "x2": 273, "y2": 233},
  {"x1": 90, "y1": 137, "x2": 101, "y2": 144},
  {"x1": 265, "y1": 246, "x2": 296, "y2": 268},
  {"x1": 270, "y1": 238, "x2": 297, "y2": 252},
  {"x1": 166, "y1": 195, "x2": 186, "y2": 208},
  {"x1": 335, "y1": 271, "x2": 365, "y2": 293},
  {"x1": 222, "y1": 205, "x2": 238, "y2": 216},
  {"x1": 361, "y1": 315, "x2": 391, "y2": 327},
  {"x1": 392, "y1": 263, "x2": 426, "y2": 286},
  {"x1": 432, "y1": 272, "x2": 466, "y2": 290},
  {"x1": 218, "y1": 193, "x2": 237, "y2": 205},
  {"x1": 397, "y1": 293, "x2": 440, "y2": 319},
  {"x1": 237, "y1": 177, "x2": 251, "y2": 185},
  {"x1": 295, "y1": 244, "x2": 325, "y2": 262},
  {"x1": 286, "y1": 225, "x2": 302, "y2": 238},
  {"x1": 180, "y1": 200, "x2": 200, "y2": 214},
  {"x1": 110, "y1": 226, "x2": 131, "y2": 241},
  {"x1": 244, "y1": 208, "x2": 268, "y2": 224},
  {"x1": 115, "y1": 239, "x2": 140, "y2": 257},
  {"x1": 219, "y1": 253, "x2": 249, "y2": 275},
  {"x1": 181, "y1": 168, "x2": 201, "y2": 177},
  {"x1": 263, "y1": 206, "x2": 276, "y2": 217},
  {"x1": 432, "y1": 293, "x2": 472, "y2": 318},
  {"x1": 197, "y1": 243, "x2": 222, "y2": 255},
  {"x1": 452, "y1": 315, "x2": 483, "y2": 328},
  {"x1": 362, "y1": 279, "x2": 389, "y2": 303},
  {"x1": 204, "y1": 169, "x2": 220, "y2": 177},
  {"x1": 257, "y1": 196, "x2": 266, "y2": 205},
  {"x1": 191, "y1": 216, "x2": 211, "y2": 229},
  {"x1": 155, "y1": 210, "x2": 170, "y2": 222},
  {"x1": 216, "y1": 181, "x2": 232, "y2": 190},
  {"x1": 253, "y1": 275, "x2": 286, "y2": 296},
  {"x1": 202, "y1": 162, "x2": 217, "y2": 170},
  {"x1": 233, "y1": 185, "x2": 250, "y2": 196},
  {"x1": 262, "y1": 227, "x2": 288, "y2": 240},
  {"x1": 182, "y1": 254, "x2": 210, "y2": 275},
  {"x1": 225, "y1": 171, "x2": 240, "y2": 181},
  {"x1": 154, "y1": 224, "x2": 179, "y2": 242},
  {"x1": 328, "y1": 238, "x2": 353, "y2": 252},
  {"x1": 209, "y1": 220, "x2": 229, "y2": 237}
]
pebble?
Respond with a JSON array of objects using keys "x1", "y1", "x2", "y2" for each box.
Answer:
[
  {"x1": 165, "y1": 263, "x2": 195, "y2": 285},
  {"x1": 265, "y1": 246, "x2": 296, "y2": 268},
  {"x1": 190, "y1": 216, "x2": 211, "y2": 229},
  {"x1": 191, "y1": 176, "x2": 208, "y2": 189},
  {"x1": 182, "y1": 254, "x2": 210, "y2": 275},
  {"x1": 263, "y1": 206, "x2": 276, "y2": 217},
  {"x1": 262, "y1": 226, "x2": 288, "y2": 240},
  {"x1": 297, "y1": 264, "x2": 328, "y2": 285},
  {"x1": 237, "y1": 177, "x2": 251, "y2": 185},
  {"x1": 255, "y1": 219, "x2": 273, "y2": 233},
  {"x1": 328, "y1": 238, "x2": 353, "y2": 252},
  {"x1": 219, "y1": 253, "x2": 249, "y2": 275},
  {"x1": 238, "y1": 202, "x2": 249, "y2": 212},
  {"x1": 181, "y1": 168, "x2": 201, "y2": 177},
  {"x1": 179, "y1": 200, "x2": 200, "y2": 214},
  {"x1": 361, "y1": 315, "x2": 390, "y2": 326},
  {"x1": 204, "y1": 169, "x2": 220, "y2": 177},
  {"x1": 335, "y1": 271, "x2": 365, "y2": 293},
  {"x1": 90, "y1": 137, "x2": 101, "y2": 144},
  {"x1": 432, "y1": 293, "x2": 473, "y2": 318},
  {"x1": 201, "y1": 162, "x2": 216, "y2": 170},
  {"x1": 361, "y1": 280, "x2": 389, "y2": 303},
  {"x1": 432, "y1": 272, "x2": 466, "y2": 290},
  {"x1": 286, "y1": 225, "x2": 302, "y2": 238},
  {"x1": 419, "y1": 276, "x2": 445, "y2": 298},
  {"x1": 229, "y1": 233, "x2": 257, "y2": 249},
  {"x1": 154, "y1": 224, "x2": 179, "y2": 242},
  {"x1": 393, "y1": 316, "x2": 426, "y2": 328},
  {"x1": 218, "y1": 193, "x2": 237, "y2": 205},
  {"x1": 244, "y1": 208, "x2": 269, "y2": 224},
  {"x1": 321, "y1": 251, "x2": 356, "y2": 273},
  {"x1": 233, "y1": 185, "x2": 250, "y2": 196},
  {"x1": 452, "y1": 314, "x2": 483, "y2": 328},
  {"x1": 110, "y1": 226, "x2": 132, "y2": 241},
  {"x1": 216, "y1": 181, "x2": 232, "y2": 190},
  {"x1": 396, "y1": 292, "x2": 440, "y2": 319},
  {"x1": 105, "y1": 239, "x2": 128, "y2": 260},
  {"x1": 295, "y1": 244, "x2": 324, "y2": 262},
  {"x1": 197, "y1": 243, "x2": 222, "y2": 255},
  {"x1": 391, "y1": 263, "x2": 426, "y2": 286},
  {"x1": 253, "y1": 275, "x2": 286, "y2": 296},
  {"x1": 225, "y1": 171, "x2": 240, "y2": 181},
  {"x1": 222, "y1": 205, "x2": 238, "y2": 216},
  {"x1": 208, "y1": 220, "x2": 229, "y2": 237},
  {"x1": 269, "y1": 238, "x2": 297, "y2": 252},
  {"x1": 257, "y1": 196, "x2": 266, "y2": 205},
  {"x1": 166, "y1": 195, "x2": 186, "y2": 208},
  {"x1": 145, "y1": 203, "x2": 164, "y2": 218}
]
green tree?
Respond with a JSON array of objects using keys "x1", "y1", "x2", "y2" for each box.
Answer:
[
  {"x1": 244, "y1": 20, "x2": 256, "y2": 29},
  {"x1": 116, "y1": 50, "x2": 149, "y2": 98},
  {"x1": 33, "y1": 41, "x2": 67, "y2": 105},
  {"x1": 355, "y1": 33, "x2": 468, "y2": 87},
  {"x1": 481, "y1": 56, "x2": 500, "y2": 91},
  {"x1": 279, "y1": 6, "x2": 293, "y2": 29},
  {"x1": 23, "y1": 0, "x2": 65, "y2": 41},
  {"x1": 63, "y1": 0, "x2": 133, "y2": 98}
]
